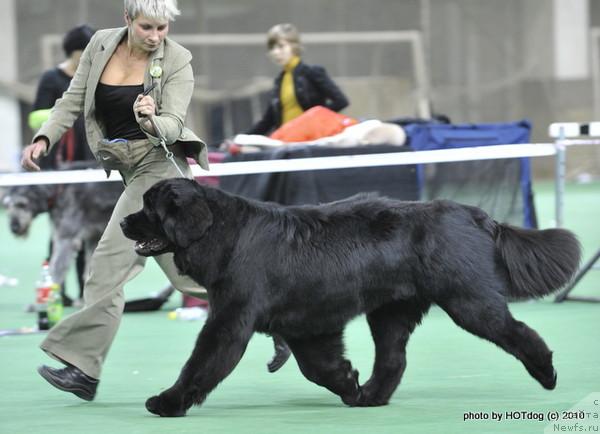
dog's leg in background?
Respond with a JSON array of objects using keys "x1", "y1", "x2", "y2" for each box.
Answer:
[
  {"x1": 437, "y1": 291, "x2": 557, "y2": 390},
  {"x1": 51, "y1": 203, "x2": 87, "y2": 305},
  {"x1": 48, "y1": 235, "x2": 80, "y2": 297},
  {"x1": 286, "y1": 331, "x2": 362, "y2": 406},
  {"x1": 357, "y1": 300, "x2": 430, "y2": 407},
  {"x1": 145, "y1": 305, "x2": 255, "y2": 417},
  {"x1": 81, "y1": 238, "x2": 99, "y2": 300}
]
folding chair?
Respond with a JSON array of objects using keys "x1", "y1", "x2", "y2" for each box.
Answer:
[{"x1": 555, "y1": 248, "x2": 600, "y2": 302}]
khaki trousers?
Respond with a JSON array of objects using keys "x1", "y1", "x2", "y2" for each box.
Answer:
[{"x1": 40, "y1": 144, "x2": 201, "y2": 379}]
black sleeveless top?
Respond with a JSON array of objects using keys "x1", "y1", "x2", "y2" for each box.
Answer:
[{"x1": 95, "y1": 83, "x2": 147, "y2": 140}]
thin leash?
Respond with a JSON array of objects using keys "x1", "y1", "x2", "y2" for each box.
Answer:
[
  {"x1": 142, "y1": 79, "x2": 187, "y2": 178},
  {"x1": 148, "y1": 115, "x2": 187, "y2": 178}
]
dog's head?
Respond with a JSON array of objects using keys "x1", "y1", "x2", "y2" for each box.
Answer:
[
  {"x1": 121, "y1": 178, "x2": 214, "y2": 257},
  {"x1": 3, "y1": 185, "x2": 56, "y2": 237}
]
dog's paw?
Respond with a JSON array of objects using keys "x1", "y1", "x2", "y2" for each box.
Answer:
[
  {"x1": 540, "y1": 368, "x2": 557, "y2": 390},
  {"x1": 145, "y1": 395, "x2": 162, "y2": 415},
  {"x1": 145, "y1": 391, "x2": 187, "y2": 417},
  {"x1": 352, "y1": 379, "x2": 390, "y2": 407},
  {"x1": 354, "y1": 388, "x2": 390, "y2": 407},
  {"x1": 526, "y1": 359, "x2": 557, "y2": 390},
  {"x1": 340, "y1": 369, "x2": 364, "y2": 407}
]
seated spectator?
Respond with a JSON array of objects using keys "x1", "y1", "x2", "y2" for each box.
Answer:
[{"x1": 247, "y1": 23, "x2": 349, "y2": 137}]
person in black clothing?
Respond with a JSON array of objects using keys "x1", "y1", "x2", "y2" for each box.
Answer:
[
  {"x1": 28, "y1": 24, "x2": 95, "y2": 306},
  {"x1": 29, "y1": 24, "x2": 96, "y2": 169},
  {"x1": 247, "y1": 23, "x2": 349, "y2": 136}
]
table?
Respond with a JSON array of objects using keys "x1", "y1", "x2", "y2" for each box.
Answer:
[{"x1": 218, "y1": 144, "x2": 420, "y2": 205}]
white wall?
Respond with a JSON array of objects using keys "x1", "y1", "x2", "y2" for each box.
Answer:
[
  {"x1": 554, "y1": 0, "x2": 590, "y2": 80},
  {"x1": 0, "y1": 0, "x2": 21, "y2": 172}
]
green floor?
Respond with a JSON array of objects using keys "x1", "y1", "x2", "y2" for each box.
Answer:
[{"x1": 0, "y1": 181, "x2": 598, "y2": 434}]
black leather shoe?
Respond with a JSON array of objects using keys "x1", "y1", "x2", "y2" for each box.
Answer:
[
  {"x1": 267, "y1": 334, "x2": 291, "y2": 373},
  {"x1": 38, "y1": 365, "x2": 99, "y2": 401}
]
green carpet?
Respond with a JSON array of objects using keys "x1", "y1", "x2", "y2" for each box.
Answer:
[{"x1": 0, "y1": 180, "x2": 598, "y2": 434}]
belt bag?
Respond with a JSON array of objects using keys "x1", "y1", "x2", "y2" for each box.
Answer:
[{"x1": 95, "y1": 138, "x2": 153, "y2": 171}]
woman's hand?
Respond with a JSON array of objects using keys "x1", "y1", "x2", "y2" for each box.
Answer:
[
  {"x1": 133, "y1": 93, "x2": 156, "y2": 118},
  {"x1": 133, "y1": 94, "x2": 156, "y2": 133},
  {"x1": 21, "y1": 138, "x2": 49, "y2": 171}
]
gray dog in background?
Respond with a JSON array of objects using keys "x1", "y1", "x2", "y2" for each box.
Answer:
[{"x1": 3, "y1": 181, "x2": 122, "y2": 305}]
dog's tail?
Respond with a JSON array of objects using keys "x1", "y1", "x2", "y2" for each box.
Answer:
[{"x1": 495, "y1": 223, "x2": 581, "y2": 299}]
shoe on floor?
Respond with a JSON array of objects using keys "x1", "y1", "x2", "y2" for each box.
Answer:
[
  {"x1": 37, "y1": 365, "x2": 98, "y2": 401},
  {"x1": 61, "y1": 294, "x2": 74, "y2": 307},
  {"x1": 267, "y1": 335, "x2": 291, "y2": 373}
]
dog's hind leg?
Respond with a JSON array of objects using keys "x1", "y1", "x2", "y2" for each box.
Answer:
[
  {"x1": 437, "y1": 291, "x2": 557, "y2": 390},
  {"x1": 145, "y1": 306, "x2": 255, "y2": 417},
  {"x1": 286, "y1": 332, "x2": 361, "y2": 406},
  {"x1": 75, "y1": 247, "x2": 86, "y2": 300},
  {"x1": 357, "y1": 300, "x2": 429, "y2": 407}
]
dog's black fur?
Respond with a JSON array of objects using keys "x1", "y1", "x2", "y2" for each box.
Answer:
[{"x1": 121, "y1": 178, "x2": 581, "y2": 417}]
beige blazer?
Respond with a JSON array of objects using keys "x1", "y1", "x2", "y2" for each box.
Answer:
[{"x1": 35, "y1": 27, "x2": 208, "y2": 169}]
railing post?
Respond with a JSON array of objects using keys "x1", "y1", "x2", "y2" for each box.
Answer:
[{"x1": 554, "y1": 126, "x2": 566, "y2": 228}]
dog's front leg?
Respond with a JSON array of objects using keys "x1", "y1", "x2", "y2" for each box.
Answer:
[
  {"x1": 146, "y1": 305, "x2": 255, "y2": 417},
  {"x1": 49, "y1": 235, "x2": 79, "y2": 287}
]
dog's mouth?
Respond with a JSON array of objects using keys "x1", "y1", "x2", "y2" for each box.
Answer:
[{"x1": 134, "y1": 237, "x2": 171, "y2": 257}]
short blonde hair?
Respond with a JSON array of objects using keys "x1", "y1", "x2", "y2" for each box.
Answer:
[
  {"x1": 124, "y1": 0, "x2": 180, "y2": 21},
  {"x1": 267, "y1": 23, "x2": 303, "y2": 55}
]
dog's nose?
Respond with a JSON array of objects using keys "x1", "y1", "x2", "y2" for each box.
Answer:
[{"x1": 10, "y1": 220, "x2": 21, "y2": 233}]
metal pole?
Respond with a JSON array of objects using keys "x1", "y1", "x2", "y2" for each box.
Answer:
[
  {"x1": 555, "y1": 126, "x2": 566, "y2": 227},
  {"x1": 591, "y1": 28, "x2": 600, "y2": 120}
]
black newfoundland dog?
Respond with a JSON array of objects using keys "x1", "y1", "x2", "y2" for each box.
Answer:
[{"x1": 121, "y1": 178, "x2": 580, "y2": 417}]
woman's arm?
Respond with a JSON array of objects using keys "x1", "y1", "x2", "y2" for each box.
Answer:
[
  {"x1": 308, "y1": 65, "x2": 349, "y2": 112},
  {"x1": 21, "y1": 138, "x2": 50, "y2": 171},
  {"x1": 141, "y1": 60, "x2": 194, "y2": 145},
  {"x1": 246, "y1": 104, "x2": 276, "y2": 136}
]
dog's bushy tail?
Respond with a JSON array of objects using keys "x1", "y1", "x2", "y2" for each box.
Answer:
[{"x1": 495, "y1": 223, "x2": 581, "y2": 299}]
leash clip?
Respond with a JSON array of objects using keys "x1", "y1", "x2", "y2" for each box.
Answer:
[{"x1": 148, "y1": 116, "x2": 186, "y2": 178}]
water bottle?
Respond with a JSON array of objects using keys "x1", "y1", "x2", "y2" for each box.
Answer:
[
  {"x1": 47, "y1": 282, "x2": 63, "y2": 327},
  {"x1": 167, "y1": 307, "x2": 208, "y2": 321},
  {"x1": 35, "y1": 261, "x2": 53, "y2": 330}
]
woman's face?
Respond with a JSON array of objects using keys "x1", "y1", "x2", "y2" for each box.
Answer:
[
  {"x1": 268, "y1": 39, "x2": 295, "y2": 67},
  {"x1": 127, "y1": 14, "x2": 169, "y2": 52}
]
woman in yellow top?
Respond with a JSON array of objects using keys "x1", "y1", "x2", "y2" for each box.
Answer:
[{"x1": 247, "y1": 23, "x2": 349, "y2": 135}]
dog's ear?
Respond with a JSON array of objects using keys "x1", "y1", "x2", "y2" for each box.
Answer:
[{"x1": 160, "y1": 183, "x2": 213, "y2": 248}]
